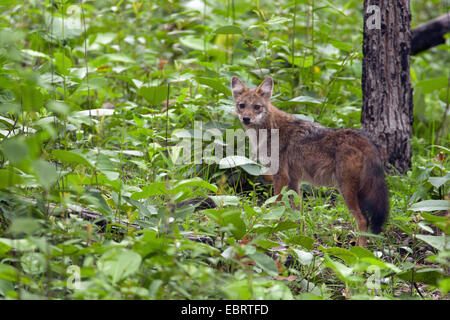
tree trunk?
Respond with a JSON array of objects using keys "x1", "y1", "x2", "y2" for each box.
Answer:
[{"x1": 361, "y1": 0, "x2": 413, "y2": 174}]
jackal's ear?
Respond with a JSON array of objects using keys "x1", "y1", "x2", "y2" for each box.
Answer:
[
  {"x1": 231, "y1": 76, "x2": 247, "y2": 100},
  {"x1": 256, "y1": 77, "x2": 273, "y2": 99}
]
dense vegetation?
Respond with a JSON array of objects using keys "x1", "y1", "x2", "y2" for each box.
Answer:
[{"x1": 0, "y1": 0, "x2": 448, "y2": 300}]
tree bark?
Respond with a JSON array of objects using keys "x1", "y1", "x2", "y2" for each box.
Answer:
[
  {"x1": 361, "y1": 0, "x2": 413, "y2": 174},
  {"x1": 411, "y1": 13, "x2": 450, "y2": 55}
]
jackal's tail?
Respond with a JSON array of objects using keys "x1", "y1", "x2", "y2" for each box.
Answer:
[{"x1": 358, "y1": 159, "x2": 389, "y2": 234}]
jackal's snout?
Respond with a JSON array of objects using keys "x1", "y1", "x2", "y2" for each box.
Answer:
[{"x1": 242, "y1": 116, "x2": 251, "y2": 125}]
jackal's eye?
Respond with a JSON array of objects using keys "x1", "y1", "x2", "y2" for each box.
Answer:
[
  {"x1": 239, "y1": 104, "x2": 245, "y2": 109},
  {"x1": 254, "y1": 105, "x2": 261, "y2": 110}
]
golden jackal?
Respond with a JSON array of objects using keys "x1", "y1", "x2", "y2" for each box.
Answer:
[{"x1": 231, "y1": 76, "x2": 389, "y2": 247}]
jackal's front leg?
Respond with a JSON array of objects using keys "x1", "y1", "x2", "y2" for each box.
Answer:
[
  {"x1": 273, "y1": 174, "x2": 301, "y2": 211},
  {"x1": 273, "y1": 173, "x2": 289, "y2": 203}
]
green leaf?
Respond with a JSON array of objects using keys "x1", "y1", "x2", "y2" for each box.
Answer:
[
  {"x1": 397, "y1": 267, "x2": 445, "y2": 285},
  {"x1": 428, "y1": 174, "x2": 450, "y2": 189},
  {"x1": 416, "y1": 235, "x2": 449, "y2": 251},
  {"x1": 52, "y1": 149, "x2": 93, "y2": 168},
  {"x1": 97, "y1": 248, "x2": 142, "y2": 284},
  {"x1": 214, "y1": 25, "x2": 243, "y2": 34},
  {"x1": 54, "y1": 52, "x2": 72, "y2": 76},
  {"x1": 172, "y1": 177, "x2": 218, "y2": 194},
  {"x1": 273, "y1": 221, "x2": 299, "y2": 233},
  {"x1": 31, "y1": 159, "x2": 58, "y2": 190},
  {"x1": 330, "y1": 40, "x2": 354, "y2": 52},
  {"x1": 21, "y1": 49, "x2": 51, "y2": 61},
  {"x1": 138, "y1": 85, "x2": 169, "y2": 106},
  {"x1": 102, "y1": 53, "x2": 135, "y2": 64},
  {"x1": 262, "y1": 206, "x2": 285, "y2": 220},
  {"x1": 195, "y1": 77, "x2": 231, "y2": 96},
  {"x1": 320, "y1": 247, "x2": 358, "y2": 265},
  {"x1": 415, "y1": 77, "x2": 448, "y2": 94},
  {"x1": 130, "y1": 182, "x2": 167, "y2": 200},
  {"x1": 222, "y1": 211, "x2": 247, "y2": 239},
  {"x1": 285, "y1": 235, "x2": 315, "y2": 250},
  {"x1": 8, "y1": 218, "x2": 41, "y2": 236},
  {"x1": 1, "y1": 137, "x2": 30, "y2": 164},
  {"x1": 249, "y1": 251, "x2": 278, "y2": 276},
  {"x1": 179, "y1": 36, "x2": 204, "y2": 51},
  {"x1": 0, "y1": 264, "x2": 18, "y2": 282},
  {"x1": 409, "y1": 200, "x2": 450, "y2": 212},
  {"x1": 207, "y1": 209, "x2": 247, "y2": 239},
  {"x1": 219, "y1": 156, "x2": 265, "y2": 175},
  {"x1": 324, "y1": 255, "x2": 355, "y2": 281},
  {"x1": 349, "y1": 246, "x2": 376, "y2": 259},
  {"x1": 0, "y1": 169, "x2": 24, "y2": 188},
  {"x1": 20, "y1": 83, "x2": 44, "y2": 112},
  {"x1": 292, "y1": 249, "x2": 314, "y2": 266},
  {"x1": 289, "y1": 95, "x2": 324, "y2": 104},
  {"x1": 210, "y1": 195, "x2": 240, "y2": 207}
]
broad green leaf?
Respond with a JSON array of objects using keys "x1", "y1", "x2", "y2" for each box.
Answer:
[
  {"x1": 324, "y1": 255, "x2": 354, "y2": 281},
  {"x1": 330, "y1": 40, "x2": 354, "y2": 51},
  {"x1": 95, "y1": 33, "x2": 116, "y2": 45},
  {"x1": 138, "y1": 85, "x2": 169, "y2": 106},
  {"x1": 0, "y1": 264, "x2": 18, "y2": 282},
  {"x1": 1, "y1": 137, "x2": 30, "y2": 164},
  {"x1": 20, "y1": 83, "x2": 44, "y2": 111},
  {"x1": 97, "y1": 248, "x2": 142, "y2": 283},
  {"x1": 262, "y1": 206, "x2": 285, "y2": 220},
  {"x1": 73, "y1": 109, "x2": 115, "y2": 117},
  {"x1": 21, "y1": 49, "x2": 51, "y2": 61},
  {"x1": 195, "y1": 77, "x2": 231, "y2": 96},
  {"x1": 220, "y1": 211, "x2": 246, "y2": 239},
  {"x1": 210, "y1": 195, "x2": 240, "y2": 207},
  {"x1": 285, "y1": 235, "x2": 315, "y2": 250},
  {"x1": 397, "y1": 267, "x2": 445, "y2": 285},
  {"x1": 289, "y1": 95, "x2": 324, "y2": 104},
  {"x1": 416, "y1": 235, "x2": 449, "y2": 251},
  {"x1": 293, "y1": 249, "x2": 314, "y2": 266},
  {"x1": 349, "y1": 246, "x2": 376, "y2": 259},
  {"x1": 172, "y1": 177, "x2": 218, "y2": 194},
  {"x1": 219, "y1": 156, "x2": 265, "y2": 175},
  {"x1": 415, "y1": 77, "x2": 448, "y2": 94},
  {"x1": 31, "y1": 159, "x2": 58, "y2": 190},
  {"x1": 54, "y1": 52, "x2": 72, "y2": 75},
  {"x1": 428, "y1": 174, "x2": 450, "y2": 188},
  {"x1": 273, "y1": 221, "x2": 299, "y2": 233},
  {"x1": 130, "y1": 182, "x2": 167, "y2": 200},
  {"x1": 8, "y1": 218, "x2": 41, "y2": 236},
  {"x1": 179, "y1": 36, "x2": 204, "y2": 51},
  {"x1": 52, "y1": 149, "x2": 93, "y2": 168},
  {"x1": 207, "y1": 209, "x2": 247, "y2": 239},
  {"x1": 409, "y1": 200, "x2": 450, "y2": 212},
  {"x1": 320, "y1": 247, "x2": 358, "y2": 265},
  {"x1": 222, "y1": 279, "x2": 252, "y2": 299},
  {"x1": 0, "y1": 240, "x2": 11, "y2": 257},
  {"x1": 102, "y1": 53, "x2": 135, "y2": 64},
  {"x1": 421, "y1": 212, "x2": 449, "y2": 234},
  {"x1": 47, "y1": 101, "x2": 70, "y2": 115},
  {"x1": 215, "y1": 25, "x2": 243, "y2": 34},
  {"x1": 0, "y1": 169, "x2": 24, "y2": 188},
  {"x1": 249, "y1": 251, "x2": 278, "y2": 276},
  {"x1": 0, "y1": 238, "x2": 37, "y2": 252}
]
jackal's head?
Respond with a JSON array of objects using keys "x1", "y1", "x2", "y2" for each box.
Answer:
[{"x1": 231, "y1": 77, "x2": 273, "y2": 127}]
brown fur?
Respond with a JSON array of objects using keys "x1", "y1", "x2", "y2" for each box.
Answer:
[{"x1": 231, "y1": 76, "x2": 389, "y2": 247}]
